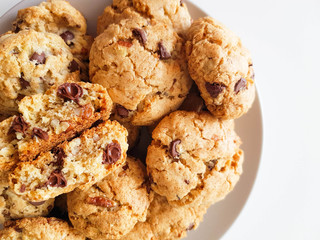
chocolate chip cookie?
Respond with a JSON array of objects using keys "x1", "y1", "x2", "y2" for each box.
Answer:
[
  {"x1": 13, "y1": 0, "x2": 93, "y2": 61},
  {"x1": 90, "y1": 16, "x2": 192, "y2": 126},
  {"x1": 97, "y1": 0, "x2": 192, "y2": 36},
  {"x1": 68, "y1": 156, "x2": 152, "y2": 240},
  {"x1": 9, "y1": 120, "x2": 128, "y2": 201},
  {"x1": 0, "y1": 217, "x2": 85, "y2": 239},
  {"x1": 0, "y1": 30, "x2": 75, "y2": 115},
  {"x1": 186, "y1": 17, "x2": 255, "y2": 119},
  {"x1": 146, "y1": 111, "x2": 242, "y2": 206},
  {"x1": 8, "y1": 81, "x2": 112, "y2": 162}
]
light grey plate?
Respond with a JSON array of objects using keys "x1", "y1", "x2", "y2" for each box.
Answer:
[{"x1": 0, "y1": 1, "x2": 263, "y2": 239}]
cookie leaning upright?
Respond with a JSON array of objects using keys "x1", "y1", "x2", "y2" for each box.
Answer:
[
  {"x1": 146, "y1": 111, "x2": 243, "y2": 206},
  {"x1": 186, "y1": 17, "x2": 255, "y2": 119},
  {"x1": 90, "y1": 16, "x2": 192, "y2": 126},
  {"x1": 0, "y1": 217, "x2": 85, "y2": 240},
  {"x1": 12, "y1": 0, "x2": 93, "y2": 61},
  {"x1": 67, "y1": 156, "x2": 152, "y2": 240},
  {"x1": 97, "y1": 0, "x2": 192, "y2": 36},
  {"x1": 0, "y1": 30, "x2": 75, "y2": 115}
]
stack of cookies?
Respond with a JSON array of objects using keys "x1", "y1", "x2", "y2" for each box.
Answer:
[{"x1": 0, "y1": 0, "x2": 255, "y2": 239}]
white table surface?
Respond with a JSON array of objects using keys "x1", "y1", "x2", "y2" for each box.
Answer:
[{"x1": 1, "y1": 0, "x2": 319, "y2": 239}]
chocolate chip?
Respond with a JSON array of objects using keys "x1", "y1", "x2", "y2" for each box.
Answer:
[
  {"x1": 206, "y1": 159, "x2": 217, "y2": 171},
  {"x1": 13, "y1": 19, "x2": 23, "y2": 33},
  {"x1": 46, "y1": 170, "x2": 67, "y2": 188},
  {"x1": 132, "y1": 28, "x2": 147, "y2": 46},
  {"x1": 68, "y1": 60, "x2": 80, "y2": 72},
  {"x1": 30, "y1": 52, "x2": 46, "y2": 65},
  {"x1": 17, "y1": 94, "x2": 25, "y2": 101},
  {"x1": 87, "y1": 197, "x2": 114, "y2": 208},
  {"x1": 9, "y1": 115, "x2": 29, "y2": 135},
  {"x1": 169, "y1": 139, "x2": 181, "y2": 159},
  {"x1": 116, "y1": 104, "x2": 129, "y2": 118},
  {"x1": 158, "y1": 41, "x2": 171, "y2": 60},
  {"x1": 102, "y1": 142, "x2": 121, "y2": 164},
  {"x1": 184, "y1": 179, "x2": 190, "y2": 185},
  {"x1": 249, "y1": 63, "x2": 253, "y2": 67},
  {"x1": 19, "y1": 75, "x2": 30, "y2": 89},
  {"x1": 14, "y1": 227, "x2": 23, "y2": 232},
  {"x1": 32, "y1": 128, "x2": 49, "y2": 141},
  {"x1": 60, "y1": 31, "x2": 74, "y2": 45},
  {"x1": 29, "y1": 201, "x2": 46, "y2": 206},
  {"x1": 19, "y1": 184, "x2": 26, "y2": 193},
  {"x1": 53, "y1": 148, "x2": 66, "y2": 166},
  {"x1": 122, "y1": 163, "x2": 129, "y2": 171},
  {"x1": 186, "y1": 223, "x2": 195, "y2": 231},
  {"x1": 205, "y1": 82, "x2": 225, "y2": 98},
  {"x1": 57, "y1": 83, "x2": 83, "y2": 104},
  {"x1": 234, "y1": 78, "x2": 247, "y2": 94},
  {"x1": 180, "y1": 0, "x2": 183, "y2": 6},
  {"x1": 118, "y1": 40, "x2": 133, "y2": 48}
]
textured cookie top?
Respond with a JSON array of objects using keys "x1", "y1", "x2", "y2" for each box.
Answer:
[
  {"x1": 0, "y1": 217, "x2": 85, "y2": 240},
  {"x1": 97, "y1": 0, "x2": 192, "y2": 36},
  {"x1": 90, "y1": 16, "x2": 192, "y2": 125},
  {"x1": 68, "y1": 156, "x2": 152, "y2": 239},
  {"x1": 147, "y1": 193, "x2": 208, "y2": 240},
  {"x1": 13, "y1": 0, "x2": 93, "y2": 60},
  {"x1": 0, "y1": 30, "x2": 74, "y2": 115},
  {"x1": 119, "y1": 221, "x2": 156, "y2": 240},
  {"x1": 146, "y1": 110, "x2": 241, "y2": 205},
  {"x1": 13, "y1": 0, "x2": 87, "y2": 34},
  {"x1": 186, "y1": 17, "x2": 255, "y2": 119}
]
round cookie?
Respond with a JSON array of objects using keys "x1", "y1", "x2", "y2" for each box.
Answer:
[
  {"x1": 67, "y1": 156, "x2": 153, "y2": 240},
  {"x1": 146, "y1": 110, "x2": 242, "y2": 206},
  {"x1": 90, "y1": 16, "x2": 192, "y2": 126},
  {"x1": 0, "y1": 30, "x2": 76, "y2": 115},
  {"x1": 146, "y1": 193, "x2": 208, "y2": 240},
  {"x1": 0, "y1": 217, "x2": 85, "y2": 240},
  {"x1": 97, "y1": 0, "x2": 192, "y2": 36},
  {"x1": 12, "y1": 0, "x2": 93, "y2": 61},
  {"x1": 0, "y1": 186, "x2": 54, "y2": 225},
  {"x1": 186, "y1": 17, "x2": 255, "y2": 119}
]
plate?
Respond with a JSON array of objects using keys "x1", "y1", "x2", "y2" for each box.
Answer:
[{"x1": 0, "y1": 1, "x2": 263, "y2": 239}]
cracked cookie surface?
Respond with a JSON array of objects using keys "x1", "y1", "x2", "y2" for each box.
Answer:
[
  {"x1": 97, "y1": 0, "x2": 192, "y2": 36},
  {"x1": 186, "y1": 17, "x2": 255, "y2": 119},
  {"x1": 0, "y1": 217, "x2": 85, "y2": 240},
  {"x1": 146, "y1": 111, "x2": 242, "y2": 206},
  {"x1": 0, "y1": 30, "x2": 75, "y2": 115},
  {"x1": 13, "y1": 0, "x2": 93, "y2": 61},
  {"x1": 68, "y1": 156, "x2": 152, "y2": 240},
  {"x1": 9, "y1": 120, "x2": 128, "y2": 201},
  {"x1": 90, "y1": 16, "x2": 192, "y2": 126}
]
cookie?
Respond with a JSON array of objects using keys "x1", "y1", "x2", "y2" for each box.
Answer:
[
  {"x1": 146, "y1": 111, "x2": 242, "y2": 206},
  {"x1": 13, "y1": 0, "x2": 93, "y2": 61},
  {"x1": 119, "y1": 221, "x2": 155, "y2": 240},
  {"x1": 90, "y1": 16, "x2": 192, "y2": 126},
  {"x1": 68, "y1": 156, "x2": 152, "y2": 239},
  {"x1": 0, "y1": 217, "x2": 85, "y2": 239},
  {"x1": 0, "y1": 30, "x2": 75, "y2": 115},
  {"x1": 146, "y1": 193, "x2": 208, "y2": 240},
  {"x1": 186, "y1": 17, "x2": 255, "y2": 119},
  {"x1": 0, "y1": 185, "x2": 54, "y2": 225},
  {"x1": 6, "y1": 81, "x2": 112, "y2": 162},
  {"x1": 97, "y1": 0, "x2": 192, "y2": 36},
  {"x1": 9, "y1": 120, "x2": 128, "y2": 201}
]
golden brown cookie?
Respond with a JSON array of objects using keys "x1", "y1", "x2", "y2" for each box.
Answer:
[
  {"x1": 186, "y1": 17, "x2": 255, "y2": 119},
  {"x1": 68, "y1": 156, "x2": 152, "y2": 239},
  {"x1": 90, "y1": 16, "x2": 192, "y2": 126}
]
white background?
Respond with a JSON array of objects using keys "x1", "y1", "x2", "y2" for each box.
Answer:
[{"x1": 0, "y1": 0, "x2": 320, "y2": 239}]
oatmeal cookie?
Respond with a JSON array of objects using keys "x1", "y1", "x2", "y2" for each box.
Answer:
[
  {"x1": 146, "y1": 111, "x2": 242, "y2": 206},
  {"x1": 90, "y1": 16, "x2": 192, "y2": 126},
  {"x1": 0, "y1": 30, "x2": 75, "y2": 115},
  {"x1": 186, "y1": 17, "x2": 255, "y2": 119},
  {"x1": 68, "y1": 156, "x2": 152, "y2": 239},
  {"x1": 0, "y1": 217, "x2": 85, "y2": 239},
  {"x1": 9, "y1": 120, "x2": 128, "y2": 201}
]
